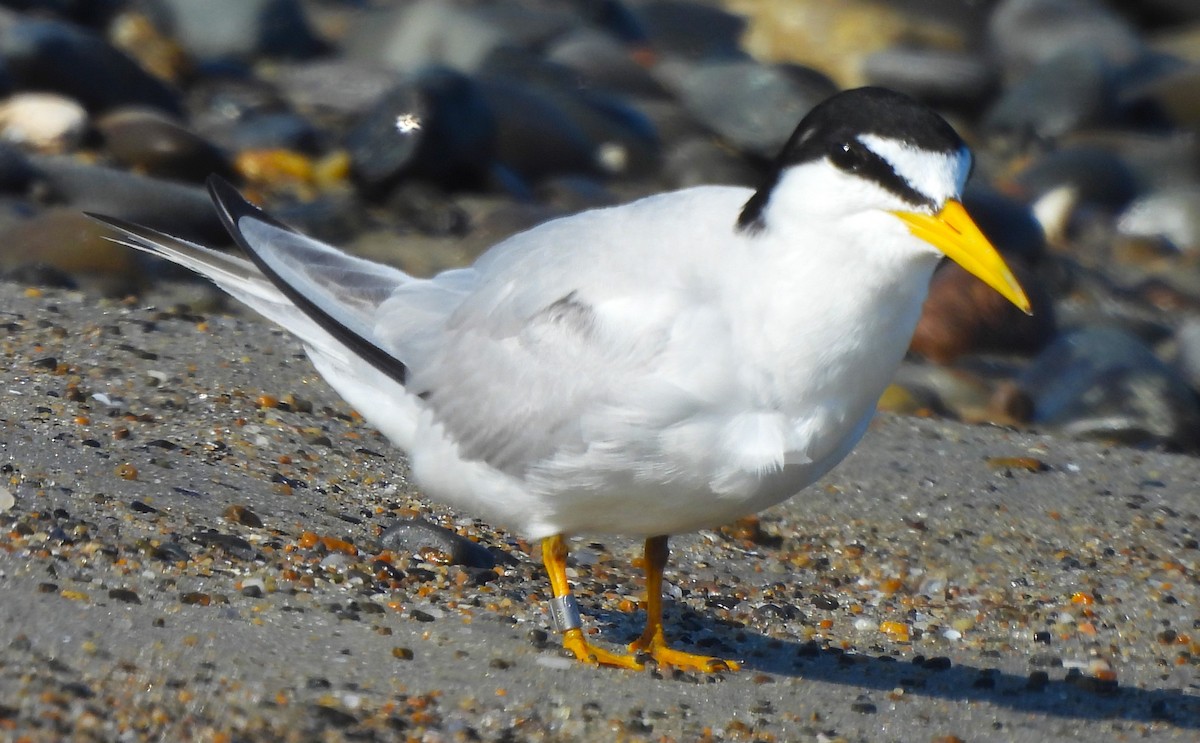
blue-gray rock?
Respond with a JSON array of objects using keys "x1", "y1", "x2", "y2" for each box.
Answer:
[
  {"x1": 478, "y1": 47, "x2": 660, "y2": 169},
  {"x1": 0, "y1": 140, "x2": 36, "y2": 192},
  {"x1": 378, "y1": 518, "x2": 497, "y2": 569},
  {"x1": 271, "y1": 192, "x2": 371, "y2": 246},
  {"x1": 673, "y1": 60, "x2": 835, "y2": 159},
  {"x1": 184, "y1": 76, "x2": 293, "y2": 151},
  {"x1": 533, "y1": 175, "x2": 618, "y2": 213},
  {"x1": 384, "y1": 181, "x2": 470, "y2": 237},
  {"x1": 564, "y1": 0, "x2": 648, "y2": 46},
  {"x1": 344, "y1": 0, "x2": 577, "y2": 75},
  {"x1": 0, "y1": 19, "x2": 182, "y2": 115},
  {"x1": 633, "y1": 0, "x2": 746, "y2": 60},
  {"x1": 662, "y1": 136, "x2": 760, "y2": 189},
  {"x1": 988, "y1": 0, "x2": 1143, "y2": 79},
  {"x1": 478, "y1": 52, "x2": 660, "y2": 179},
  {"x1": 272, "y1": 60, "x2": 399, "y2": 116},
  {"x1": 29, "y1": 156, "x2": 226, "y2": 244},
  {"x1": 1017, "y1": 326, "x2": 1200, "y2": 450},
  {"x1": 546, "y1": 28, "x2": 666, "y2": 98},
  {"x1": 344, "y1": 67, "x2": 495, "y2": 193},
  {"x1": 983, "y1": 48, "x2": 1116, "y2": 141},
  {"x1": 478, "y1": 77, "x2": 597, "y2": 182},
  {"x1": 138, "y1": 0, "x2": 327, "y2": 61},
  {"x1": 1174, "y1": 319, "x2": 1200, "y2": 394},
  {"x1": 218, "y1": 111, "x2": 324, "y2": 154},
  {"x1": 862, "y1": 47, "x2": 997, "y2": 109}
]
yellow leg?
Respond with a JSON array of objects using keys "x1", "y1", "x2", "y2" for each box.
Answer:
[
  {"x1": 541, "y1": 535, "x2": 643, "y2": 669},
  {"x1": 627, "y1": 535, "x2": 740, "y2": 672}
]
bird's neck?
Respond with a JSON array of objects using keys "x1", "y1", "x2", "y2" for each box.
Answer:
[{"x1": 727, "y1": 218, "x2": 941, "y2": 412}]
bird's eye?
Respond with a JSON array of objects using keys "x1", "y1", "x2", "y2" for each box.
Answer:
[{"x1": 828, "y1": 141, "x2": 868, "y2": 172}]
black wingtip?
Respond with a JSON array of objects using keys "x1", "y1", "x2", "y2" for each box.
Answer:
[
  {"x1": 206, "y1": 175, "x2": 295, "y2": 235},
  {"x1": 203, "y1": 174, "x2": 409, "y2": 387}
]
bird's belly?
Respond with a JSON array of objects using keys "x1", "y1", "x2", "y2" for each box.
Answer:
[
  {"x1": 523, "y1": 407, "x2": 874, "y2": 538},
  {"x1": 538, "y1": 458, "x2": 832, "y2": 537}
]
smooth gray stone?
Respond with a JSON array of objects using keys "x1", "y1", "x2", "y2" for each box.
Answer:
[
  {"x1": 673, "y1": 59, "x2": 833, "y2": 159},
  {"x1": 28, "y1": 155, "x2": 226, "y2": 243},
  {"x1": 1018, "y1": 326, "x2": 1200, "y2": 450}
]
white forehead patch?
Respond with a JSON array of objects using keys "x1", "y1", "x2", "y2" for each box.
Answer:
[{"x1": 858, "y1": 133, "x2": 971, "y2": 204}]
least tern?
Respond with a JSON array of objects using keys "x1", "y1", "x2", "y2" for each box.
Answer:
[{"x1": 91, "y1": 86, "x2": 1030, "y2": 672}]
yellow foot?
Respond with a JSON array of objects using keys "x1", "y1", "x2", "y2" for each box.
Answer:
[
  {"x1": 561, "y1": 629, "x2": 644, "y2": 670},
  {"x1": 628, "y1": 634, "x2": 740, "y2": 673}
]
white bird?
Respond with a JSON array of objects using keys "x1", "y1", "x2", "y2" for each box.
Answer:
[{"x1": 91, "y1": 86, "x2": 1030, "y2": 673}]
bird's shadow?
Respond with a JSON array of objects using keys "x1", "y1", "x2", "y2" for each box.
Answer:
[{"x1": 589, "y1": 604, "x2": 1199, "y2": 728}]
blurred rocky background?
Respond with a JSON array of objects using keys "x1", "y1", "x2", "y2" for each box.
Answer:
[{"x1": 0, "y1": 0, "x2": 1197, "y2": 451}]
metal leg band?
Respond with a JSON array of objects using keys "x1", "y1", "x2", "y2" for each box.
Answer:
[{"x1": 548, "y1": 594, "x2": 582, "y2": 633}]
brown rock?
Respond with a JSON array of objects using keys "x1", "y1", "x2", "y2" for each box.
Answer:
[{"x1": 910, "y1": 257, "x2": 1056, "y2": 364}]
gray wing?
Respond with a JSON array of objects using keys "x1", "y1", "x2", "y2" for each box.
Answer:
[{"x1": 394, "y1": 202, "x2": 726, "y2": 476}]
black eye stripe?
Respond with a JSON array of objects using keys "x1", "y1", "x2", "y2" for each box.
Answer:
[
  {"x1": 834, "y1": 143, "x2": 935, "y2": 211},
  {"x1": 828, "y1": 141, "x2": 869, "y2": 171}
]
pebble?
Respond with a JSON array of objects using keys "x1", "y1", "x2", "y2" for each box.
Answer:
[
  {"x1": 191, "y1": 531, "x2": 257, "y2": 561},
  {"x1": 1118, "y1": 187, "x2": 1200, "y2": 252},
  {"x1": 95, "y1": 108, "x2": 235, "y2": 183},
  {"x1": 0, "y1": 208, "x2": 143, "y2": 295},
  {"x1": 378, "y1": 518, "x2": 497, "y2": 569},
  {"x1": 1017, "y1": 326, "x2": 1200, "y2": 450},
  {"x1": 534, "y1": 655, "x2": 575, "y2": 670},
  {"x1": 347, "y1": 1, "x2": 575, "y2": 76},
  {"x1": 0, "y1": 486, "x2": 13, "y2": 512},
  {"x1": 222, "y1": 504, "x2": 264, "y2": 529},
  {"x1": 0, "y1": 140, "x2": 35, "y2": 191},
  {"x1": 107, "y1": 588, "x2": 141, "y2": 604},
  {"x1": 0, "y1": 93, "x2": 87, "y2": 153}
]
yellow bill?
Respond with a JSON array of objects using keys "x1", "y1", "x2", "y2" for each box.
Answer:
[{"x1": 893, "y1": 200, "x2": 1032, "y2": 315}]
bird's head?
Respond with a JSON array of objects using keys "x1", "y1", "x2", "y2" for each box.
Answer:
[{"x1": 738, "y1": 86, "x2": 1031, "y2": 315}]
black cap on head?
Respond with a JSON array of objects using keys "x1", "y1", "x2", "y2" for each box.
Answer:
[{"x1": 738, "y1": 87, "x2": 967, "y2": 233}]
